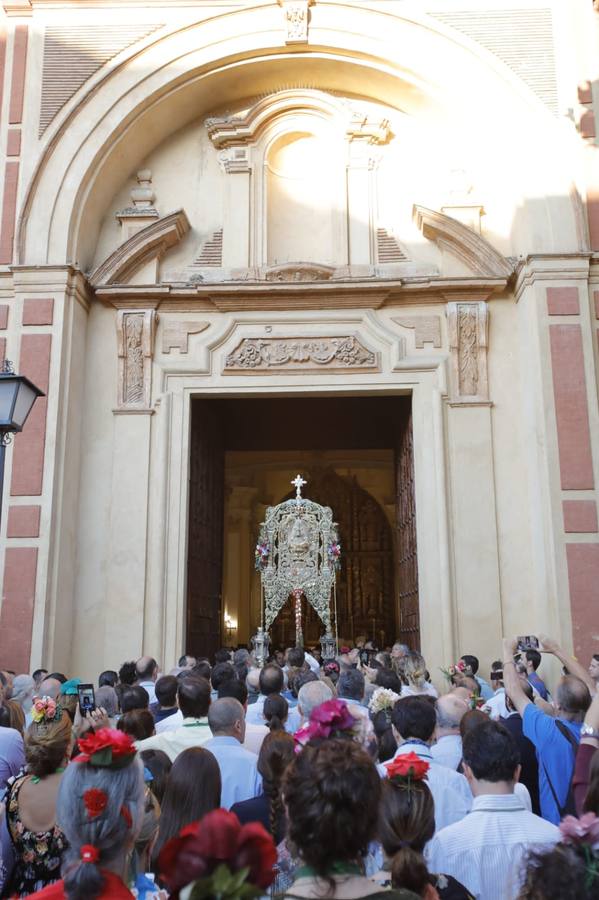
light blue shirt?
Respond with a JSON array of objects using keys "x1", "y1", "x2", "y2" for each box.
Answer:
[{"x1": 203, "y1": 736, "x2": 262, "y2": 809}]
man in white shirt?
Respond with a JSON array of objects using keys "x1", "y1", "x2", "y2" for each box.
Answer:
[
  {"x1": 483, "y1": 662, "x2": 509, "y2": 720},
  {"x1": 426, "y1": 719, "x2": 559, "y2": 900},
  {"x1": 135, "y1": 676, "x2": 212, "y2": 761},
  {"x1": 135, "y1": 655, "x2": 159, "y2": 705},
  {"x1": 431, "y1": 693, "x2": 468, "y2": 769},
  {"x1": 387, "y1": 696, "x2": 472, "y2": 831},
  {"x1": 245, "y1": 664, "x2": 300, "y2": 734},
  {"x1": 204, "y1": 698, "x2": 262, "y2": 809}
]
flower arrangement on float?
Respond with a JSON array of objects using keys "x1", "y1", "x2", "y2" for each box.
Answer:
[
  {"x1": 327, "y1": 540, "x2": 341, "y2": 571},
  {"x1": 158, "y1": 808, "x2": 276, "y2": 900},
  {"x1": 254, "y1": 541, "x2": 270, "y2": 573}
]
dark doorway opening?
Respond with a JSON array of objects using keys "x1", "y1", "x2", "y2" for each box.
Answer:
[{"x1": 186, "y1": 395, "x2": 419, "y2": 660}]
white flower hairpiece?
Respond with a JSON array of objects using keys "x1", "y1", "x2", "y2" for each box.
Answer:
[{"x1": 368, "y1": 687, "x2": 400, "y2": 715}]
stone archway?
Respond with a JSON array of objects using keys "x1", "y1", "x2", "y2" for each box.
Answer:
[{"x1": 270, "y1": 467, "x2": 396, "y2": 649}]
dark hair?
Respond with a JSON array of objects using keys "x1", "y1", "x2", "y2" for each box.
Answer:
[
  {"x1": 218, "y1": 678, "x2": 248, "y2": 705},
  {"x1": 459, "y1": 708, "x2": 487, "y2": 740},
  {"x1": 32, "y1": 668, "x2": 48, "y2": 683},
  {"x1": 98, "y1": 670, "x2": 118, "y2": 688},
  {"x1": 139, "y1": 749, "x2": 172, "y2": 806},
  {"x1": 462, "y1": 719, "x2": 520, "y2": 782},
  {"x1": 214, "y1": 649, "x2": 231, "y2": 665},
  {"x1": 0, "y1": 705, "x2": 10, "y2": 728},
  {"x1": 337, "y1": 669, "x2": 365, "y2": 702},
  {"x1": 379, "y1": 778, "x2": 435, "y2": 896},
  {"x1": 375, "y1": 669, "x2": 402, "y2": 693},
  {"x1": 283, "y1": 739, "x2": 381, "y2": 881},
  {"x1": 152, "y1": 747, "x2": 221, "y2": 866},
  {"x1": 188, "y1": 661, "x2": 211, "y2": 682},
  {"x1": 593, "y1": 654, "x2": 599, "y2": 663},
  {"x1": 459, "y1": 654, "x2": 479, "y2": 675},
  {"x1": 583, "y1": 749, "x2": 599, "y2": 815},
  {"x1": 155, "y1": 675, "x2": 178, "y2": 708},
  {"x1": 519, "y1": 843, "x2": 598, "y2": 900},
  {"x1": 372, "y1": 710, "x2": 397, "y2": 763},
  {"x1": 263, "y1": 694, "x2": 288, "y2": 732},
  {"x1": 391, "y1": 696, "x2": 436, "y2": 743},
  {"x1": 48, "y1": 672, "x2": 67, "y2": 684},
  {"x1": 259, "y1": 664, "x2": 284, "y2": 697},
  {"x1": 294, "y1": 670, "x2": 317, "y2": 694},
  {"x1": 178, "y1": 677, "x2": 211, "y2": 719},
  {"x1": 287, "y1": 647, "x2": 305, "y2": 669},
  {"x1": 525, "y1": 650, "x2": 542, "y2": 671},
  {"x1": 258, "y1": 731, "x2": 295, "y2": 842},
  {"x1": 120, "y1": 685, "x2": 150, "y2": 713},
  {"x1": 211, "y1": 662, "x2": 235, "y2": 692},
  {"x1": 118, "y1": 661, "x2": 137, "y2": 686},
  {"x1": 117, "y1": 709, "x2": 155, "y2": 742}
]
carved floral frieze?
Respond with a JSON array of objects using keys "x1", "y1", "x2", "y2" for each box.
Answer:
[
  {"x1": 115, "y1": 309, "x2": 157, "y2": 410},
  {"x1": 224, "y1": 336, "x2": 378, "y2": 373},
  {"x1": 446, "y1": 301, "x2": 489, "y2": 403}
]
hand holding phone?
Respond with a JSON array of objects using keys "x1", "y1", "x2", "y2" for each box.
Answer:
[
  {"x1": 516, "y1": 635, "x2": 539, "y2": 653},
  {"x1": 77, "y1": 683, "x2": 96, "y2": 717}
]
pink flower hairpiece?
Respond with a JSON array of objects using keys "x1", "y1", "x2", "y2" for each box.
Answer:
[
  {"x1": 31, "y1": 696, "x2": 61, "y2": 725},
  {"x1": 294, "y1": 699, "x2": 357, "y2": 748},
  {"x1": 560, "y1": 813, "x2": 599, "y2": 850}
]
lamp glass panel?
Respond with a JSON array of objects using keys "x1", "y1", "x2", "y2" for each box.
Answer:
[
  {"x1": 12, "y1": 380, "x2": 38, "y2": 429},
  {"x1": 0, "y1": 379, "x2": 18, "y2": 426}
]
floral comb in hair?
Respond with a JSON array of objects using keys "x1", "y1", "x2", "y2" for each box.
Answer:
[
  {"x1": 385, "y1": 751, "x2": 430, "y2": 789},
  {"x1": 31, "y1": 696, "x2": 62, "y2": 725},
  {"x1": 368, "y1": 687, "x2": 400, "y2": 718},
  {"x1": 560, "y1": 813, "x2": 599, "y2": 889},
  {"x1": 294, "y1": 699, "x2": 357, "y2": 748},
  {"x1": 74, "y1": 728, "x2": 136, "y2": 769}
]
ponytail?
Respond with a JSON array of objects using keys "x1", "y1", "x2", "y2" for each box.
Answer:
[
  {"x1": 63, "y1": 856, "x2": 106, "y2": 900},
  {"x1": 391, "y1": 845, "x2": 430, "y2": 897}
]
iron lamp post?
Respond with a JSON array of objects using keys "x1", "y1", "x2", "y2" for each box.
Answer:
[{"x1": 0, "y1": 361, "x2": 45, "y2": 527}]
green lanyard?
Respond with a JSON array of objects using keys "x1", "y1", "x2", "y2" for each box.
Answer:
[
  {"x1": 294, "y1": 863, "x2": 362, "y2": 880},
  {"x1": 31, "y1": 767, "x2": 65, "y2": 785},
  {"x1": 182, "y1": 721, "x2": 209, "y2": 728}
]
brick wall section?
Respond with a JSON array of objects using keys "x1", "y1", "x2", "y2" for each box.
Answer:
[
  {"x1": 7, "y1": 504, "x2": 41, "y2": 538},
  {"x1": 10, "y1": 334, "x2": 51, "y2": 496},
  {"x1": 566, "y1": 544, "x2": 599, "y2": 664},
  {"x1": 0, "y1": 160, "x2": 19, "y2": 265},
  {"x1": 8, "y1": 25, "x2": 27, "y2": 124},
  {"x1": 0, "y1": 547, "x2": 38, "y2": 671}
]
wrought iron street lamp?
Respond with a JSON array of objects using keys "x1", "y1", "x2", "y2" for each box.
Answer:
[{"x1": 0, "y1": 361, "x2": 45, "y2": 527}]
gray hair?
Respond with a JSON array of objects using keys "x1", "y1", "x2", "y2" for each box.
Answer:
[
  {"x1": 57, "y1": 756, "x2": 145, "y2": 899},
  {"x1": 208, "y1": 697, "x2": 244, "y2": 734},
  {"x1": 297, "y1": 681, "x2": 333, "y2": 719},
  {"x1": 95, "y1": 686, "x2": 119, "y2": 718},
  {"x1": 337, "y1": 669, "x2": 365, "y2": 703},
  {"x1": 11, "y1": 674, "x2": 35, "y2": 709}
]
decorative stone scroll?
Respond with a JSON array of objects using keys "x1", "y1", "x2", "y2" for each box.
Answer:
[
  {"x1": 393, "y1": 316, "x2": 442, "y2": 349},
  {"x1": 446, "y1": 301, "x2": 489, "y2": 403},
  {"x1": 277, "y1": 0, "x2": 314, "y2": 44},
  {"x1": 224, "y1": 336, "x2": 378, "y2": 373},
  {"x1": 115, "y1": 309, "x2": 157, "y2": 410}
]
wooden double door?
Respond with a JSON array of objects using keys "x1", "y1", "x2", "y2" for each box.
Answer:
[{"x1": 186, "y1": 398, "x2": 419, "y2": 659}]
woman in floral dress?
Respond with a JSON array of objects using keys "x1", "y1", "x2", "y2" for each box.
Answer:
[{"x1": 5, "y1": 697, "x2": 72, "y2": 896}]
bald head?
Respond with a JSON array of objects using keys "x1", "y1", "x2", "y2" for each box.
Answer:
[
  {"x1": 208, "y1": 697, "x2": 245, "y2": 742},
  {"x1": 298, "y1": 680, "x2": 333, "y2": 721},
  {"x1": 39, "y1": 677, "x2": 61, "y2": 700},
  {"x1": 136, "y1": 656, "x2": 158, "y2": 682},
  {"x1": 556, "y1": 675, "x2": 591, "y2": 722},
  {"x1": 436, "y1": 693, "x2": 468, "y2": 735},
  {"x1": 246, "y1": 668, "x2": 260, "y2": 692}
]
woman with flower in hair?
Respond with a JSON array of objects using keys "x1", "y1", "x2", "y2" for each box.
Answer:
[
  {"x1": 373, "y1": 753, "x2": 473, "y2": 900},
  {"x1": 28, "y1": 727, "x2": 146, "y2": 899},
  {"x1": 5, "y1": 697, "x2": 72, "y2": 896},
  {"x1": 517, "y1": 812, "x2": 599, "y2": 900}
]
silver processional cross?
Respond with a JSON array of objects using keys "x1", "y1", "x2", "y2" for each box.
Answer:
[{"x1": 291, "y1": 473, "x2": 307, "y2": 502}]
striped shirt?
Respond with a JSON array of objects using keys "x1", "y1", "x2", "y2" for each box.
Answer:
[{"x1": 425, "y1": 793, "x2": 560, "y2": 899}]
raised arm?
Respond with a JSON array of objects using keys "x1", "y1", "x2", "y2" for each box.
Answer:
[
  {"x1": 502, "y1": 637, "x2": 533, "y2": 716},
  {"x1": 538, "y1": 633, "x2": 596, "y2": 695}
]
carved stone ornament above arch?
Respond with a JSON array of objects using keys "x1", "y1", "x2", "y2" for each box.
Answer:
[
  {"x1": 89, "y1": 209, "x2": 190, "y2": 287},
  {"x1": 413, "y1": 205, "x2": 514, "y2": 279}
]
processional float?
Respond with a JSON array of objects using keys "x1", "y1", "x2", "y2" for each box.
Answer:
[{"x1": 252, "y1": 475, "x2": 341, "y2": 666}]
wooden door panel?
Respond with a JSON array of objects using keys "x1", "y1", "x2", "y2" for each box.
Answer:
[{"x1": 395, "y1": 404, "x2": 420, "y2": 649}]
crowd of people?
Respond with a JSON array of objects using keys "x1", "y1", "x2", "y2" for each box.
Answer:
[{"x1": 0, "y1": 635, "x2": 598, "y2": 899}]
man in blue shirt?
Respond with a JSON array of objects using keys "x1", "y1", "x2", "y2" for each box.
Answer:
[
  {"x1": 502, "y1": 637, "x2": 591, "y2": 824},
  {"x1": 523, "y1": 649, "x2": 550, "y2": 701},
  {"x1": 204, "y1": 698, "x2": 262, "y2": 809}
]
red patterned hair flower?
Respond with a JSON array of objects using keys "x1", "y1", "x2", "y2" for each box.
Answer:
[
  {"x1": 74, "y1": 728, "x2": 136, "y2": 769},
  {"x1": 83, "y1": 788, "x2": 108, "y2": 819},
  {"x1": 80, "y1": 844, "x2": 100, "y2": 864},
  {"x1": 385, "y1": 751, "x2": 430, "y2": 783}
]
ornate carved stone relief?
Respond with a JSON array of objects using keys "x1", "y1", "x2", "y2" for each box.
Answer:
[
  {"x1": 277, "y1": 0, "x2": 314, "y2": 44},
  {"x1": 224, "y1": 336, "x2": 378, "y2": 373},
  {"x1": 161, "y1": 321, "x2": 210, "y2": 354},
  {"x1": 264, "y1": 262, "x2": 336, "y2": 282},
  {"x1": 115, "y1": 309, "x2": 157, "y2": 410},
  {"x1": 393, "y1": 317, "x2": 442, "y2": 349},
  {"x1": 446, "y1": 301, "x2": 489, "y2": 403}
]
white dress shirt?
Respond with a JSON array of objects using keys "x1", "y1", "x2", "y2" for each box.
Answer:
[
  {"x1": 430, "y1": 733, "x2": 462, "y2": 770},
  {"x1": 425, "y1": 793, "x2": 560, "y2": 900},
  {"x1": 203, "y1": 735, "x2": 262, "y2": 809},
  {"x1": 155, "y1": 709, "x2": 183, "y2": 733},
  {"x1": 135, "y1": 717, "x2": 212, "y2": 761},
  {"x1": 381, "y1": 741, "x2": 471, "y2": 832}
]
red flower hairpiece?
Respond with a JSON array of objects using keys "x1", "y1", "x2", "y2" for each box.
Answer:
[
  {"x1": 385, "y1": 751, "x2": 430, "y2": 784},
  {"x1": 80, "y1": 844, "x2": 100, "y2": 864},
  {"x1": 74, "y1": 728, "x2": 136, "y2": 769},
  {"x1": 158, "y1": 809, "x2": 276, "y2": 899},
  {"x1": 83, "y1": 788, "x2": 108, "y2": 819}
]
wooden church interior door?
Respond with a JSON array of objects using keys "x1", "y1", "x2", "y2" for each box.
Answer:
[
  {"x1": 395, "y1": 403, "x2": 420, "y2": 650},
  {"x1": 186, "y1": 401, "x2": 225, "y2": 660}
]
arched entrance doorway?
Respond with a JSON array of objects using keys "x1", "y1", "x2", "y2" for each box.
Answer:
[{"x1": 270, "y1": 469, "x2": 396, "y2": 649}]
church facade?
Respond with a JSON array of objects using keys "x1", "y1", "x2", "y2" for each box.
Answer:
[{"x1": 0, "y1": 0, "x2": 598, "y2": 680}]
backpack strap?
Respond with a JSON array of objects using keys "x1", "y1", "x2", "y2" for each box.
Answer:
[{"x1": 540, "y1": 719, "x2": 579, "y2": 819}]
